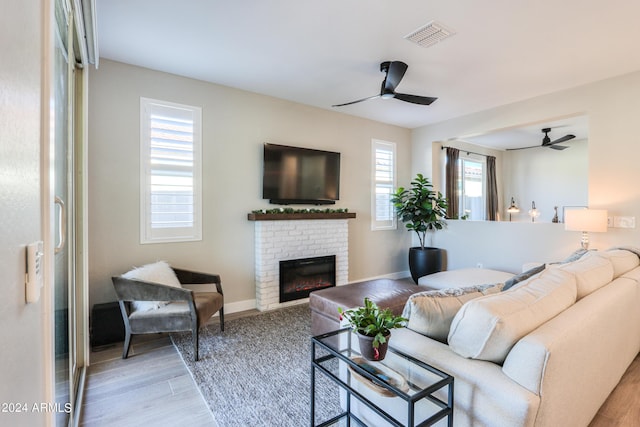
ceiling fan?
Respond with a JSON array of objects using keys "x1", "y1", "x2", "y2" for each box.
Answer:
[
  {"x1": 507, "y1": 128, "x2": 576, "y2": 151},
  {"x1": 332, "y1": 61, "x2": 438, "y2": 107}
]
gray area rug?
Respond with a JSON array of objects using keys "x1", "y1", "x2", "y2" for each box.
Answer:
[{"x1": 171, "y1": 304, "x2": 342, "y2": 427}]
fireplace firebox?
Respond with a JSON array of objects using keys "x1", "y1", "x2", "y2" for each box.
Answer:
[{"x1": 279, "y1": 255, "x2": 336, "y2": 303}]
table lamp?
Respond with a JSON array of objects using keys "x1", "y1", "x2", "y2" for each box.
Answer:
[
  {"x1": 507, "y1": 197, "x2": 520, "y2": 222},
  {"x1": 564, "y1": 209, "x2": 608, "y2": 249}
]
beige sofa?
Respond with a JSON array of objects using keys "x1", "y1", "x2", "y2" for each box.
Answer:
[{"x1": 348, "y1": 248, "x2": 640, "y2": 427}]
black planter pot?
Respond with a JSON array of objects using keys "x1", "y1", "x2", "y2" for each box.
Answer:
[
  {"x1": 409, "y1": 247, "x2": 444, "y2": 284},
  {"x1": 357, "y1": 332, "x2": 390, "y2": 361}
]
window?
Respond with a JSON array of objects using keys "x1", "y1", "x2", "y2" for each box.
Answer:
[
  {"x1": 371, "y1": 139, "x2": 397, "y2": 230},
  {"x1": 457, "y1": 156, "x2": 485, "y2": 220},
  {"x1": 140, "y1": 98, "x2": 202, "y2": 243}
]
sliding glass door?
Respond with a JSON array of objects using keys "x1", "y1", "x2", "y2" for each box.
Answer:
[{"x1": 53, "y1": 1, "x2": 79, "y2": 424}]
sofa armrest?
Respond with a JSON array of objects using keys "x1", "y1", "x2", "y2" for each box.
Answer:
[
  {"x1": 389, "y1": 327, "x2": 539, "y2": 427},
  {"x1": 502, "y1": 276, "x2": 640, "y2": 427}
]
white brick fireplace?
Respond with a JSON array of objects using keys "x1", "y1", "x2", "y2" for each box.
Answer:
[{"x1": 253, "y1": 218, "x2": 350, "y2": 311}]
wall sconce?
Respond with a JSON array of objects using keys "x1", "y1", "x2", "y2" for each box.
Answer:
[
  {"x1": 507, "y1": 197, "x2": 520, "y2": 222},
  {"x1": 564, "y1": 208, "x2": 608, "y2": 249},
  {"x1": 528, "y1": 201, "x2": 540, "y2": 223}
]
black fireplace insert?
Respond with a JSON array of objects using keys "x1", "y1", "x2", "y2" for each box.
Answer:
[{"x1": 279, "y1": 255, "x2": 336, "y2": 303}]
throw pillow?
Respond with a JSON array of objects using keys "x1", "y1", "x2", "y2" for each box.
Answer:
[
  {"x1": 556, "y1": 248, "x2": 590, "y2": 264},
  {"x1": 402, "y1": 283, "x2": 503, "y2": 343},
  {"x1": 448, "y1": 268, "x2": 577, "y2": 364},
  {"x1": 502, "y1": 264, "x2": 545, "y2": 291},
  {"x1": 121, "y1": 261, "x2": 182, "y2": 311}
]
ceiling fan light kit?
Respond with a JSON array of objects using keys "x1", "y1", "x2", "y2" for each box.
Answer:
[{"x1": 332, "y1": 61, "x2": 438, "y2": 108}]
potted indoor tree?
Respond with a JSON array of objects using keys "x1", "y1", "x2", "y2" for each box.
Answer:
[
  {"x1": 338, "y1": 298, "x2": 407, "y2": 361},
  {"x1": 391, "y1": 173, "x2": 448, "y2": 284}
]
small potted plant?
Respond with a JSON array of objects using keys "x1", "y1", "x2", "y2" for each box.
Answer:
[{"x1": 338, "y1": 298, "x2": 407, "y2": 361}]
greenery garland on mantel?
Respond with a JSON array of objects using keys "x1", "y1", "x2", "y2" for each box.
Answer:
[
  {"x1": 247, "y1": 207, "x2": 355, "y2": 221},
  {"x1": 251, "y1": 208, "x2": 349, "y2": 215}
]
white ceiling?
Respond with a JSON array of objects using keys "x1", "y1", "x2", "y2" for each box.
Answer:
[
  {"x1": 457, "y1": 115, "x2": 589, "y2": 151},
  {"x1": 95, "y1": 0, "x2": 640, "y2": 139}
]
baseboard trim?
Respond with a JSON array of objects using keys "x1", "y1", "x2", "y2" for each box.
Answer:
[{"x1": 223, "y1": 298, "x2": 257, "y2": 315}]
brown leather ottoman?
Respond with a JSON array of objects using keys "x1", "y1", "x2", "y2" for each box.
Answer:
[{"x1": 309, "y1": 278, "x2": 421, "y2": 337}]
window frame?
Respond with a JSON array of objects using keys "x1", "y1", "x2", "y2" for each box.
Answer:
[
  {"x1": 139, "y1": 97, "x2": 202, "y2": 244},
  {"x1": 457, "y1": 154, "x2": 486, "y2": 221},
  {"x1": 371, "y1": 139, "x2": 397, "y2": 231}
]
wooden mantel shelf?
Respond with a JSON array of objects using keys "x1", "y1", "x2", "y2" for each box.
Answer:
[{"x1": 247, "y1": 212, "x2": 356, "y2": 221}]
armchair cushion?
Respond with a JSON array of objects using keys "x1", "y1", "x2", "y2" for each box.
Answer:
[
  {"x1": 125, "y1": 292, "x2": 222, "y2": 333},
  {"x1": 193, "y1": 292, "x2": 224, "y2": 326},
  {"x1": 121, "y1": 261, "x2": 182, "y2": 311},
  {"x1": 128, "y1": 301, "x2": 193, "y2": 333}
]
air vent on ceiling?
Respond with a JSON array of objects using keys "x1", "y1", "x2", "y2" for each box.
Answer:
[{"x1": 404, "y1": 21, "x2": 456, "y2": 48}]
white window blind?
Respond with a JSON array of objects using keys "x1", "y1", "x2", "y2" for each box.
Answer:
[
  {"x1": 140, "y1": 98, "x2": 202, "y2": 243},
  {"x1": 371, "y1": 139, "x2": 397, "y2": 230}
]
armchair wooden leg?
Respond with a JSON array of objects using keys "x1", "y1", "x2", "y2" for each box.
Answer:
[
  {"x1": 122, "y1": 331, "x2": 132, "y2": 359},
  {"x1": 219, "y1": 308, "x2": 225, "y2": 332}
]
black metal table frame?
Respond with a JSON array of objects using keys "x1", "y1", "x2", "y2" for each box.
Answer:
[{"x1": 311, "y1": 328, "x2": 454, "y2": 427}]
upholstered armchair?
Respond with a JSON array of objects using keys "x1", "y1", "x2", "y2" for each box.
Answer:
[{"x1": 112, "y1": 266, "x2": 224, "y2": 361}]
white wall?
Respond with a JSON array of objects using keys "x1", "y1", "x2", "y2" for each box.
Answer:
[
  {"x1": 0, "y1": 1, "x2": 49, "y2": 426},
  {"x1": 88, "y1": 60, "x2": 412, "y2": 309},
  {"x1": 503, "y1": 138, "x2": 588, "y2": 223},
  {"x1": 413, "y1": 71, "x2": 640, "y2": 271}
]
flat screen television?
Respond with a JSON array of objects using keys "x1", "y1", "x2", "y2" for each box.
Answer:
[{"x1": 262, "y1": 143, "x2": 340, "y2": 205}]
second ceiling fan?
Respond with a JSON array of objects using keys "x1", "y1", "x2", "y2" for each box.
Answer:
[
  {"x1": 507, "y1": 128, "x2": 576, "y2": 151},
  {"x1": 332, "y1": 61, "x2": 438, "y2": 107}
]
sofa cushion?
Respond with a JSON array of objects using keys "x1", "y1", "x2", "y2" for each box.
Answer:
[
  {"x1": 402, "y1": 283, "x2": 503, "y2": 342},
  {"x1": 602, "y1": 249, "x2": 640, "y2": 278},
  {"x1": 122, "y1": 261, "x2": 182, "y2": 311},
  {"x1": 447, "y1": 268, "x2": 577, "y2": 364},
  {"x1": 554, "y1": 252, "x2": 613, "y2": 300}
]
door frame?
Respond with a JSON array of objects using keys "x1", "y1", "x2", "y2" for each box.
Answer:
[{"x1": 41, "y1": 0, "x2": 91, "y2": 424}]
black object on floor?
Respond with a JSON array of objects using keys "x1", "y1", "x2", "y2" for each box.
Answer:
[{"x1": 90, "y1": 302, "x2": 125, "y2": 348}]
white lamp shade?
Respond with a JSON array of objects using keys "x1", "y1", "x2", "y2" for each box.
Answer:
[{"x1": 565, "y1": 209, "x2": 608, "y2": 232}]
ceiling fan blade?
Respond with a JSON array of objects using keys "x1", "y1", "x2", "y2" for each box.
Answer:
[
  {"x1": 383, "y1": 61, "x2": 408, "y2": 92},
  {"x1": 506, "y1": 145, "x2": 540, "y2": 151},
  {"x1": 549, "y1": 134, "x2": 576, "y2": 145},
  {"x1": 394, "y1": 92, "x2": 438, "y2": 105},
  {"x1": 548, "y1": 145, "x2": 569, "y2": 150},
  {"x1": 331, "y1": 95, "x2": 380, "y2": 107}
]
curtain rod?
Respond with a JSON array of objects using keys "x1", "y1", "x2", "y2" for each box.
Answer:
[{"x1": 441, "y1": 146, "x2": 490, "y2": 157}]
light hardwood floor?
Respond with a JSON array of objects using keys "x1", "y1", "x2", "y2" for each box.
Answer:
[
  {"x1": 80, "y1": 333, "x2": 217, "y2": 427},
  {"x1": 589, "y1": 352, "x2": 640, "y2": 427},
  {"x1": 80, "y1": 313, "x2": 640, "y2": 427}
]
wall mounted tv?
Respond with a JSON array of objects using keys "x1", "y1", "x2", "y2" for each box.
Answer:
[{"x1": 262, "y1": 143, "x2": 341, "y2": 205}]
